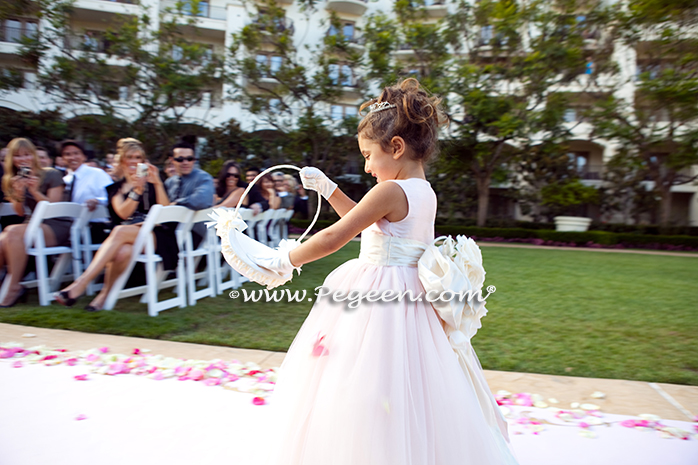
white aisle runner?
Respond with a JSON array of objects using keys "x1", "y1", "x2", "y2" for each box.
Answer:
[{"x1": 1, "y1": 360, "x2": 697, "y2": 465}]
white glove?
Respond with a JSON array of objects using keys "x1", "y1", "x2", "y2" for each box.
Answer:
[
  {"x1": 255, "y1": 240, "x2": 301, "y2": 276},
  {"x1": 300, "y1": 167, "x2": 337, "y2": 200}
]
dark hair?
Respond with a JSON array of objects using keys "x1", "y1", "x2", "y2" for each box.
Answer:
[
  {"x1": 35, "y1": 146, "x2": 49, "y2": 154},
  {"x1": 59, "y1": 139, "x2": 85, "y2": 156},
  {"x1": 216, "y1": 160, "x2": 247, "y2": 198},
  {"x1": 358, "y1": 78, "x2": 447, "y2": 163},
  {"x1": 171, "y1": 142, "x2": 195, "y2": 157}
]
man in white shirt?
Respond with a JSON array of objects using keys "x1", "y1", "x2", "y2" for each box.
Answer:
[{"x1": 60, "y1": 140, "x2": 113, "y2": 239}]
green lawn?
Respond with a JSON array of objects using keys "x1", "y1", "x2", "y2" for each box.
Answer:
[{"x1": 0, "y1": 243, "x2": 696, "y2": 385}]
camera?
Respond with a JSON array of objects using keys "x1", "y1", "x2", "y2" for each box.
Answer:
[
  {"x1": 136, "y1": 163, "x2": 148, "y2": 178},
  {"x1": 19, "y1": 167, "x2": 32, "y2": 178}
]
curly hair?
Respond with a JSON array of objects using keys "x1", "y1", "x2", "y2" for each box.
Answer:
[{"x1": 358, "y1": 78, "x2": 448, "y2": 163}]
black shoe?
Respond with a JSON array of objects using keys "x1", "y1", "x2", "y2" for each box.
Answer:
[
  {"x1": 0, "y1": 287, "x2": 27, "y2": 308},
  {"x1": 54, "y1": 290, "x2": 81, "y2": 307},
  {"x1": 84, "y1": 305, "x2": 101, "y2": 312}
]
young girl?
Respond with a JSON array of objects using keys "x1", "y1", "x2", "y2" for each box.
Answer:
[{"x1": 257, "y1": 79, "x2": 518, "y2": 464}]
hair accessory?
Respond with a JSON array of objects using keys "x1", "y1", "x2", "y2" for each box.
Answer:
[{"x1": 368, "y1": 101, "x2": 397, "y2": 113}]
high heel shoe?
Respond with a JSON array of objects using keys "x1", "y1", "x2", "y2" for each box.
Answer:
[
  {"x1": 0, "y1": 287, "x2": 27, "y2": 308},
  {"x1": 54, "y1": 290, "x2": 82, "y2": 307}
]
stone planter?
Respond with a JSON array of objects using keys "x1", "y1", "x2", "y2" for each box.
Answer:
[{"x1": 554, "y1": 216, "x2": 592, "y2": 232}]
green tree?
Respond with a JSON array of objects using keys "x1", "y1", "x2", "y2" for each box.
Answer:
[
  {"x1": 15, "y1": 0, "x2": 226, "y2": 159},
  {"x1": 587, "y1": 1, "x2": 698, "y2": 226},
  {"x1": 227, "y1": 2, "x2": 364, "y2": 179}
]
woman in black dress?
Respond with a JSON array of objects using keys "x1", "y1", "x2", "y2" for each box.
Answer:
[
  {"x1": 0, "y1": 138, "x2": 66, "y2": 307},
  {"x1": 214, "y1": 161, "x2": 249, "y2": 208},
  {"x1": 55, "y1": 138, "x2": 170, "y2": 311}
]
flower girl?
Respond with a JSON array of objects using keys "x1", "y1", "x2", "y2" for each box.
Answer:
[{"x1": 256, "y1": 78, "x2": 518, "y2": 465}]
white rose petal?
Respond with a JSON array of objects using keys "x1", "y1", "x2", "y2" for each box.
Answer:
[
  {"x1": 579, "y1": 429, "x2": 597, "y2": 439},
  {"x1": 534, "y1": 401, "x2": 548, "y2": 408},
  {"x1": 590, "y1": 391, "x2": 606, "y2": 399},
  {"x1": 581, "y1": 403, "x2": 600, "y2": 411},
  {"x1": 548, "y1": 398, "x2": 559, "y2": 404},
  {"x1": 638, "y1": 414, "x2": 661, "y2": 421},
  {"x1": 570, "y1": 402, "x2": 580, "y2": 409}
]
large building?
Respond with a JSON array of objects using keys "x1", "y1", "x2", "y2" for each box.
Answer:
[{"x1": 1, "y1": 0, "x2": 696, "y2": 225}]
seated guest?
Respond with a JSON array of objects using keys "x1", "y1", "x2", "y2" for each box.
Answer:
[
  {"x1": 293, "y1": 182, "x2": 309, "y2": 220},
  {"x1": 272, "y1": 171, "x2": 295, "y2": 209},
  {"x1": 36, "y1": 146, "x2": 53, "y2": 168},
  {"x1": 55, "y1": 138, "x2": 169, "y2": 312},
  {"x1": 215, "y1": 161, "x2": 251, "y2": 208},
  {"x1": 253, "y1": 173, "x2": 281, "y2": 211},
  {"x1": 245, "y1": 166, "x2": 260, "y2": 183},
  {"x1": 0, "y1": 138, "x2": 66, "y2": 307},
  {"x1": 60, "y1": 140, "x2": 113, "y2": 242}
]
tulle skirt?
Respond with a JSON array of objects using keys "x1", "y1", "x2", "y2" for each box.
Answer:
[{"x1": 265, "y1": 259, "x2": 518, "y2": 465}]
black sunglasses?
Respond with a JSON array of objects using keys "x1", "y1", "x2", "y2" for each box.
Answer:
[
  {"x1": 226, "y1": 173, "x2": 240, "y2": 178},
  {"x1": 174, "y1": 156, "x2": 196, "y2": 163}
]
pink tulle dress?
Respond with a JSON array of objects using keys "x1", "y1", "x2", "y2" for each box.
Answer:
[{"x1": 266, "y1": 178, "x2": 518, "y2": 465}]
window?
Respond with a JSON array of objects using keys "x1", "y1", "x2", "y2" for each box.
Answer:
[
  {"x1": 328, "y1": 22, "x2": 355, "y2": 41},
  {"x1": 2, "y1": 19, "x2": 38, "y2": 43},
  {"x1": 329, "y1": 64, "x2": 353, "y2": 86},
  {"x1": 330, "y1": 105, "x2": 358, "y2": 121},
  {"x1": 479, "y1": 26, "x2": 493, "y2": 45},
  {"x1": 256, "y1": 54, "x2": 282, "y2": 77},
  {"x1": 563, "y1": 108, "x2": 577, "y2": 122},
  {"x1": 172, "y1": 45, "x2": 184, "y2": 61}
]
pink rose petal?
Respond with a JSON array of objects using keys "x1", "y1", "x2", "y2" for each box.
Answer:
[
  {"x1": 98, "y1": 347, "x2": 109, "y2": 354},
  {"x1": 133, "y1": 348, "x2": 141, "y2": 355},
  {"x1": 86, "y1": 354, "x2": 99, "y2": 362},
  {"x1": 74, "y1": 374, "x2": 89, "y2": 381},
  {"x1": 75, "y1": 414, "x2": 88, "y2": 421},
  {"x1": 203, "y1": 378, "x2": 220, "y2": 386},
  {"x1": 12, "y1": 361, "x2": 23, "y2": 368},
  {"x1": 252, "y1": 397, "x2": 266, "y2": 406},
  {"x1": 65, "y1": 358, "x2": 78, "y2": 366}
]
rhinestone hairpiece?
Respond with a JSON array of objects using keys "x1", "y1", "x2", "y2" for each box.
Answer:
[{"x1": 368, "y1": 101, "x2": 397, "y2": 113}]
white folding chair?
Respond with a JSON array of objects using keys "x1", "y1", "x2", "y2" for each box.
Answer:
[
  {"x1": 70, "y1": 205, "x2": 110, "y2": 296},
  {"x1": 182, "y1": 208, "x2": 216, "y2": 306},
  {"x1": 281, "y1": 208, "x2": 294, "y2": 240},
  {"x1": 267, "y1": 209, "x2": 287, "y2": 247},
  {"x1": 102, "y1": 205, "x2": 194, "y2": 316},
  {"x1": 255, "y1": 209, "x2": 274, "y2": 245},
  {"x1": 0, "y1": 201, "x2": 83, "y2": 306}
]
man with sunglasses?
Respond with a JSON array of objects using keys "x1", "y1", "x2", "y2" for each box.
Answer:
[{"x1": 164, "y1": 142, "x2": 214, "y2": 245}]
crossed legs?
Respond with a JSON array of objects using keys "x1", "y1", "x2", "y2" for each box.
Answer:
[{"x1": 59, "y1": 224, "x2": 154, "y2": 310}]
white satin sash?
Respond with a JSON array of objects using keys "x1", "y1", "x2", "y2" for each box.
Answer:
[{"x1": 358, "y1": 232, "x2": 511, "y2": 445}]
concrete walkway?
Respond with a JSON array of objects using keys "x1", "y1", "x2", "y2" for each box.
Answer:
[{"x1": 1, "y1": 323, "x2": 695, "y2": 422}]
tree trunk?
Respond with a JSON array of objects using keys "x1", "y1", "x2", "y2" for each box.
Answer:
[
  {"x1": 659, "y1": 185, "x2": 673, "y2": 227},
  {"x1": 476, "y1": 174, "x2": 491, "y2": 227}
]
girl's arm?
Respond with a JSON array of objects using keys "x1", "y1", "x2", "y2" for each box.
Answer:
[
  {"x1": 268, "y1": 189, "x2": 281, "y2": 210},
  {"x1": 9, "y1": 176, "x2": 27, "y2": 216},
  {"x1": 325, "y1": 188, "x2": 356, "y2": 217},
  {"x1": 218, "y1": 188, "x2": 244, "y2": 208},
  {"x1": 289, "y1": 181, "x2": 407, "y2": 266}
]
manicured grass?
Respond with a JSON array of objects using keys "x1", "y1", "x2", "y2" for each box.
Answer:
[{"x1": 0, "y1": 243, "x2": 696, "y2": 385}]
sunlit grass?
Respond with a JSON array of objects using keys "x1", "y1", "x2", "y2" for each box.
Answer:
[{"x1": 0, "y1": 243, "x2": 696, "y2": 385}]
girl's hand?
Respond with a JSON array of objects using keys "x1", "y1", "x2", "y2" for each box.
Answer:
[
  {"x1": 300, "y1": 167, "x2": 337, "y2": 200},
  {"x1": 266, "y1": 187, "x2": 277, "y2": 197},
  {"x1": 26, "y1": 175, "x2": 40, "y2": 195},
  {"x1": 146, "y1": 163, "x2": 161, "y2": 185}
]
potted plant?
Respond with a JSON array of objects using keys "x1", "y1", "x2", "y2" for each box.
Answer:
[{"x1": 541, "y1": 180, "x2": 599, "y2": 231}]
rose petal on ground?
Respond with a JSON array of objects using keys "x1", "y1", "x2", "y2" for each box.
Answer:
[
  {"x1": 581, "y1": 403, "x2": 600, "y2": 411},
  {"x1": 252, "y1": 397, "x2": 266, "y2": 406},
  {"x1": 21, "y1": 334, "x2": 36, "y2": 338},
  {"x1": 590, "y1": 391, "x2": 606, "y2": 399},
  {"x1": 74, "y1": 374, "x2": 89, "y2": 381},
  {"x1": 12, "y1": 361, "x2": 23, "y2": 368},
  {"x1": 75, "y1": 414, "x2": 88, "y2": 421}
]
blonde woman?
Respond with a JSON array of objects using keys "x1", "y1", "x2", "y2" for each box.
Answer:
[
  {"x1": 55, "y1": 138, "x2": 169, "y2": 311},
  {"x1": 0, "y1": 138, "x2": 66, "y2": 307}
]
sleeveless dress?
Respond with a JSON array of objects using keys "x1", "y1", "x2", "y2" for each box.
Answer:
[{"x1": 266, "y1": 178, "x2": 518, "y2": 465}]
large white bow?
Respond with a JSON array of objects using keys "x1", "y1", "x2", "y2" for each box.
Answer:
[
  {"x1": 417, "y1": 235, "x2": 488, "y2": 351},
  {"x1": 417, "y1": 235, "x2": 511, "y2": 446},
  {"x1": 206, "y1": 208, "x2": 247, "y2": 235}
]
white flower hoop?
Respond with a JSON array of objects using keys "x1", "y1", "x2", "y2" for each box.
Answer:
[{"x1": 207, "y1": 164, "x2": 322, "y2": 289}]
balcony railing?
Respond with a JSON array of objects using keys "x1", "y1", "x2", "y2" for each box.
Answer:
[
  {"x1": 578, "y1": 164, "x2": 603, "y2": 180},
  {"x1": 161, "y1": 1, "x2": 227, "y2": 21}
]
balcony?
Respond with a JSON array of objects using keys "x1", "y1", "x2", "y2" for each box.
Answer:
[
  {"x1": 423, "y1": 0, "x2": 447, "y2": 18},
  {"x1": 71, "y1": 0, "x2": 140, "y2": 22},
  {"x1": 325, "y1": 0, "x2": 368, "y2": 17},
  {"x1": 161, "y1": 1, "x2": 227, "y2": 21}
]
